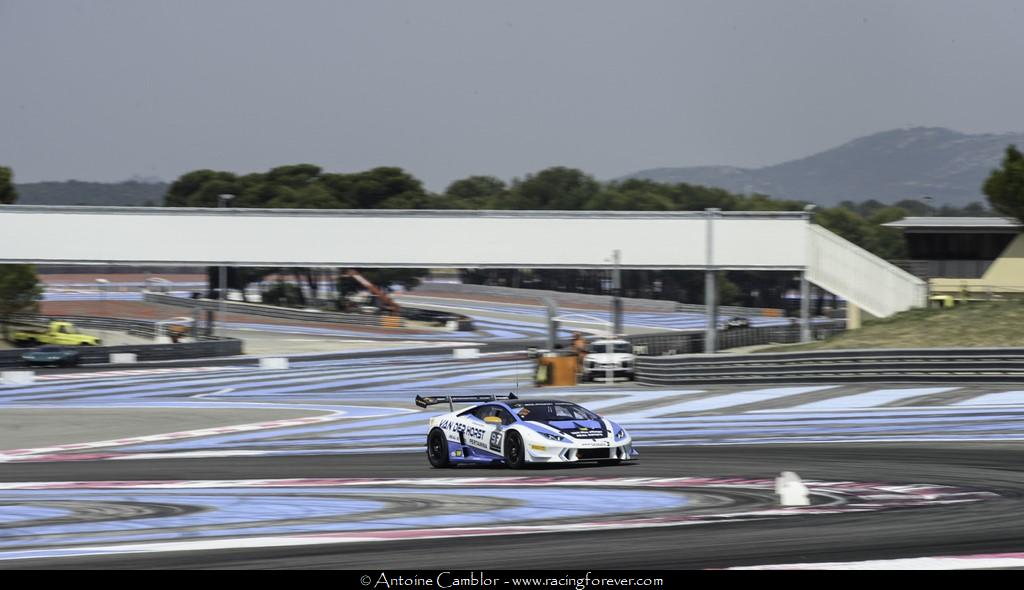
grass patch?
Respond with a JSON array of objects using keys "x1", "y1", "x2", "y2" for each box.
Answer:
[{"x1": 763, "y1": 300, "x2": 1024, "y2": 351}]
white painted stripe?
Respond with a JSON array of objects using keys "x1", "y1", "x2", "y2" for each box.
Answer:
[
  {"x1": 581, "y1": 390, "x2": 703, "y2": 413},
  {"x1": 955, "y1": 391, "x2": 1024, "y2": 407},
  {"x1": 0, "y1": 411, "x2": 344, "y2": 459},
  {"x1": 729, "y1": 553, "x2": 1024, "y2": 570},
  {"x1": 31, "y1": 366, "x2": 246, "y2": 382},
  {"x1": 787, "y1": 387, "x2": 957, "y2": 411},
  {"x1": 614, "y1": 386, "x2": 834, "y2": 420}
]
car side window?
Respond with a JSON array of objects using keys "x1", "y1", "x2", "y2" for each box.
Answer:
[
  {"x1": 469, "y1": 406, "x2": 492, "y2": 421},
  {"x1": 494, "y1": 408, "x2": 515, "y2": 425}
]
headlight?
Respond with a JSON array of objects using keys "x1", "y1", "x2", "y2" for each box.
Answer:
[
  {"x1": 616, "y1": 429, "x2": 626, "y2": 440},
  {"x1": 542, "y1": 433, "x2": 564, "y2": 442}
]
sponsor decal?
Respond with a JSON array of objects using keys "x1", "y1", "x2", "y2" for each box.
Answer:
[
  {"x1": 438, "y1": 419, "x2": 485, "y2": 441},
  {"x1": 568, "y1": 429, "x2": 606, "y2": 439}
]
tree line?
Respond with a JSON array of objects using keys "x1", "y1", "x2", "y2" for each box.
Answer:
[
  {"x1": 160, "y1": 162, "x2": 1006, "y2": 308},
  {"x1": 1, "y1": 146, "x2": 1023, "y2": 320}
]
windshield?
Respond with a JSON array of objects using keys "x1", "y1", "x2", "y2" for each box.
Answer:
[
  {"x1": 588, "y1": 342, "x2": 632, "y2": 354},
  {"x1": 509, "y1": 402, "x2": 600, "y2": 423}
]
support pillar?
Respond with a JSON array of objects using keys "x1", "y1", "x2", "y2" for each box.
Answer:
[
  {"x1": 800, "y1": 272, "x2": 811, "y2": 342},
  {"x1": 544, "y1": 297, "x2": 559, "y2": 350},
  {"x1": 847, "y1": 302, "x2": 862, "y2": 330},
  {"x1": 704, "y1": 208, "x2": 720, "y2": 353},
  {"x1": 612, "y1": 249, "x2": 622, "y2": 336},
  {"x1": 705, "y1": 269, "x2": 718, "y2": 353}
]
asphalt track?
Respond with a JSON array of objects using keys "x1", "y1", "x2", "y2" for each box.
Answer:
[
  {"x1": 6, "y1": 301, "x2": 1024, "y2": 570},
  {"x1": 3, "y1": 443, "x2": 1023, "y2": 569}
]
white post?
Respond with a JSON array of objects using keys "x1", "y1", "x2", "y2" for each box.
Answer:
[
  {"x1": 259, "y1": 357, "x2": 289, "y2": 370},
  {"x1": 704, "y1": 208, "x2": 719, "y2": 353},
  {"x1": 802, "y1": 204, "x2": 816, "y2": 343},
  {"x1": 218, "y1": 194, "x2": 235, "y2": 335},
  {"x1": 800, "y1": 272, "x2": 811, "y2": 342},
  {"x1": 1, "y1": 371, "x2": 35, "y2": 386},
  {"x1": 612, "y1": 249, "x2": 622, "y2": 336}
]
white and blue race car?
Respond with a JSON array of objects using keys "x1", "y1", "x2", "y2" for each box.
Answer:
[{"x1": 416, "y1": 393, "x2": 638, "y2": 468}]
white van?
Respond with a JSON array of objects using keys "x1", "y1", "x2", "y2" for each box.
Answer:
[{"x1": 581, "y1": 339, "x2": 636, "y2": 382}]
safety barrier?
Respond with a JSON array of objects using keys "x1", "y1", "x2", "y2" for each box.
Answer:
[
  {"x1": 626, "y1": 321, "x2": 847, "y2": 356},
  {"x1": 415, "y1": 282, "x2": 780, "y2": 316},
  {"x1": 142, "y1": 292, "x2": 475, "y2": 331},
  {"x1": 9, "y1": 313, "x2": 163, "y2": 338},
  {"x1": 636, "y1": 347, "x2": 1024, "y2": 384},
  {"x1": 1, "y1": 314, "x2": 242, "y2": 368}
]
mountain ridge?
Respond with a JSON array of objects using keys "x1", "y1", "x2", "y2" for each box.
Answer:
[{"x1": 620, "y1": 127, "x2": 1024, "y2": 206}]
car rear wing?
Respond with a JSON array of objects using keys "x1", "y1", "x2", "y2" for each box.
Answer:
[{"x1": 415, "y1": 393, "x2": 518, "y2": 411}]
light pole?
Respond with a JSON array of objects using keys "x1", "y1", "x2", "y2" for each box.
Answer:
[
  {"x1": 800, "y1": 204, "x2": 816, "y2": 342},
  {"x1": 704, "y1": 208, "x2": 719, "y2": 353},
  {"x1": 218, "y1": 194, "x2": 235, "y2": 335},
  {"x1": 608, "y1": 250, "x2": 622, "y2": 337}
]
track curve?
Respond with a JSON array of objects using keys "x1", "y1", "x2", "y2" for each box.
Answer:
[{"x1": 2, "y1": 443, "x2": 1023, "y2": 569}]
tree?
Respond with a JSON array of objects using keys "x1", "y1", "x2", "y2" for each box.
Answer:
[
  {"x1": 164, "y1": 169, "x2": 240, "y2": 207},
  {"x1": 0, "y1": 265, "x2": 42, "y2": 340},
  {"x1": 983, "y1": 145, "x2": 1024, "y2": 225},
  {"x1": 0, "y1": 166, "x2": 16, "y2": 204},
  {"x1": 443, "y1": 175, "x2": 508, "y2": 209},
  {"x1": 509, "y1": 167, "x2": 600, "y2": 210}
]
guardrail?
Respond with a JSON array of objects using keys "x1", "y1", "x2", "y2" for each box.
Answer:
[
  {"x1": 9, "y1": 313, "x2": 165, "y2": 338},
  {"x1": 416, "y1": 282, "x2": 781, "y2": 316},
  {"x1": 636, "y1": 347, "x2": 1024, "y2": 384},
  {"x1": 142, "y1": 292, "x2": 475, "y2": 331},
  {"x1": 1, "y1": 314, "x2": 242, "y2": 368},
  {"x1": 625, "y1": 321, "x2": 847, "y2": 356}
]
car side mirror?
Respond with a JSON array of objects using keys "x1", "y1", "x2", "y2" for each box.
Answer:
[{"x1": 483, "y1": 416, "x2": 502, "y2": 425}]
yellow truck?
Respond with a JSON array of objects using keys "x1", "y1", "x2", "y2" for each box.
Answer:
[{"x1": 10, "y1": 321, "x2": 101, "y2": 347}]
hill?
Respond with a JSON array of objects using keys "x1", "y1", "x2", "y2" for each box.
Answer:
[
  {"x1": 622, "y1": 127, "x2": 1024, "y2": 207},
  {"x1": 765, "y1": 300, "x2": 1024, "y2": 351}
]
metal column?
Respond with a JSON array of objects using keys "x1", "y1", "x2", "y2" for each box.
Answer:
[
  {"x1": 800, "y1": 271, "x2": 811, "y2": 342},
  {"x1": 544, "y1": 296, "x2": 559, "y2": 350},
  {"x1": 704, "y1": 208, "x2": 719, "y2": 353},
  {"x1": 611, "y1": 249, "x2": 622, "y2": 336}
]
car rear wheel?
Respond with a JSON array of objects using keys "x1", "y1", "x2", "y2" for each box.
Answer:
[
  {"x1": 427, "y1": 428, "x2": 451, "y2": 468},
  {"x1": 504, "y1": 431, "x2": 527, "y2": 469}
]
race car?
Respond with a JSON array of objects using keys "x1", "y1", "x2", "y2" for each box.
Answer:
[{"x1": 416, "y1": 393, "x2": 638, "y2": 468}]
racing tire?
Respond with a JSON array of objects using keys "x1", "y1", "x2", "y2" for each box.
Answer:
[
  {"x1": 598, "y1": 459, "x2": 622, "y2": 466},
  {"x1": 426, "y1": 428, "x2": 451, "y2": 468},
  {"x1": 504, "y1": 431, "x2": 527, "y2": 469}
]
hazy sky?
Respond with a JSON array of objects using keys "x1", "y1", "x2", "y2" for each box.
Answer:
[{"x1": 2, "y1": 0, "x2": 1022, "y2": 190}]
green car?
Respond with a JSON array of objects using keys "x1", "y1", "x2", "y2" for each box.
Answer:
[{"x1": 22, "y1": 345, "x2": 81, "y2": 367}]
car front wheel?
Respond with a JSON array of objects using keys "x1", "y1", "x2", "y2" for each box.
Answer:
[
  {"x1": 504, "y1": 431, "x2": 527, "y2": 469},
  {"x1": 427, "y1": 428, "x2": 451, "y2": 468}
]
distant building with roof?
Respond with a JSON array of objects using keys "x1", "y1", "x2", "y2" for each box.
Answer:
[{"x1": 884, "y1": 217, "x2": 1024, "y2": 298}]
